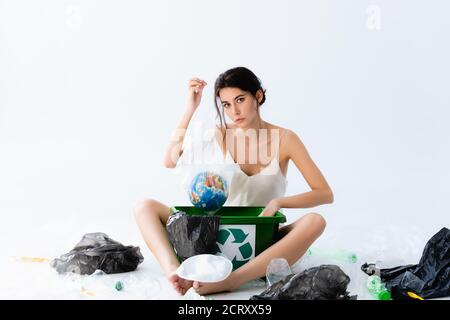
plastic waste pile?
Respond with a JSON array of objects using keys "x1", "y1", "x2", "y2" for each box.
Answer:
[{"x1": 252, "y1": 260, "x2": 357, "y2": 300}]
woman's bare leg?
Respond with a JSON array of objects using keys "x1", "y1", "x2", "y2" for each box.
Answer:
[
  {"x1": 134, "y1": 199, "x2": 192, "y2": 294},
  {"x1": 193, "y1": 212, "x2": 327, "y2": 295}
]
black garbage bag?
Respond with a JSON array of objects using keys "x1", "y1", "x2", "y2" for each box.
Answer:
[
  {"x1": 361, "y1": 227, "x2": 450, "y2": 300},
  {"x1": 250, "y1": 264, "x2": 357, "y2": 300},
  {"x1": 166, "y1": 211, "x2": 220, "y2": 261},
  {"x1": 50, "y1": 232, "x2": 144, "y2": 275}
]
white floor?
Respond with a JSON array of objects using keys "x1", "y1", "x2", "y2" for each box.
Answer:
[{"x1": 0, "y1": 216, "x2": 445, "y2": 300}]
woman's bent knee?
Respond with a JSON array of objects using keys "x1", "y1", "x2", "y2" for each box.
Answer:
[
  {"x1": 133, "y1": 198, "x2": 170, "y2": 224},
  {"x1": 133, "y1": 199, "x2": 158, "y2": 219},
  {"x1": 304, "y1": 212, "x2": 327, "y2": 232}
]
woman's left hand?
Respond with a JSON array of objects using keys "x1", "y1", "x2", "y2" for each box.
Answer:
[{"x1": 259, "y1": 199, "x2": 282, "y2": 217}]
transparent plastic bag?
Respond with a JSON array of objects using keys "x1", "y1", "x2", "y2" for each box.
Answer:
[{"x1": 172, "y1": 122, "x2": 236, "y2": 209}]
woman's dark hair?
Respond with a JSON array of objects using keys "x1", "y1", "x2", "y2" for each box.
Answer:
[{"x1": 214, "y1": 67, "x2": 266, "y2": 133}]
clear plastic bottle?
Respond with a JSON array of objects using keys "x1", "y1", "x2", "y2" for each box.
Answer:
[{"x1": 266, "y1": 258, "x2": 292, "y2": 286}]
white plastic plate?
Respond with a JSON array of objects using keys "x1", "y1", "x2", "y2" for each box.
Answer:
[{"x1": 176, "y1": 254, "x2": 233, "y2": 283}]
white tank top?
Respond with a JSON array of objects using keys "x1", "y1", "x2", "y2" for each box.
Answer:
[
  {"x1": 175, "y1": 125, "x2": 288, "y2": 207},
  {"x1": 214, "y1": 130, "x2": 288, "y2": 207}
]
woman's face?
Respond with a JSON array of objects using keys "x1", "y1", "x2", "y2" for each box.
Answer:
[{"x1": 218, "y1": 87, "x2": 263, "y2": 129}]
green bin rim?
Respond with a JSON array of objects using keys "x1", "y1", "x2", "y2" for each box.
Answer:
[{"x1": 172, "y1": 206, "x2": 287, "y2": 224}]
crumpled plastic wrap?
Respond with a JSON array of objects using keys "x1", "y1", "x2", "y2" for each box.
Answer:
[
  {"x1": 50, "y1": 232, "x2": 144, "y2": 275},
  {"x1": 166, "y1": 211, "x2": 220, "y2": 261},
  {"x1": 361, "y1": 227, "x2": 449, "y2": 300},
  {"x1": 250, "y1": 264, "x2": 357, "y2": 300}
]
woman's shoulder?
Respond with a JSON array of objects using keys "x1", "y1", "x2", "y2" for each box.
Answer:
[
  {"x1": 264, "y1": 123, "x2": 293, "y2": 139},
  {"x1": 276, "y1": 127, "x2": 303, "y2": 147},
  {"x1": 214, "y1": 124, "x2": 227, "y2": 141},
  {"x1": 213, "y1": 124, "x2": 239, "y2": 140},
  {"x1": 266, "y1": 124, "x2": 304, "y2": 158}
]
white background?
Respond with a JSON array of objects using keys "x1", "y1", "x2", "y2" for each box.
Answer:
[{"x1": 1, "y1": 0, "x2": 449, "y2": 290}]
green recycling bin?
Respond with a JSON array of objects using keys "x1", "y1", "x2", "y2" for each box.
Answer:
[{"x1": 170, "y1": 206, "x2": 287, "y2": 270}]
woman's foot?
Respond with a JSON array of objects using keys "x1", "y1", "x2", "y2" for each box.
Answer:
[
  {"x1": 167, "y1": 269, "x2": 193, "y2": 295},
  {"x1": 192, "y1": 273, "x2": 240, "y2": 296}
]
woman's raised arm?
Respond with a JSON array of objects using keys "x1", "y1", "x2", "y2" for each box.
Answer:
[{"x1": 163, "y1": 77, "x2": 207, "y2": 168}]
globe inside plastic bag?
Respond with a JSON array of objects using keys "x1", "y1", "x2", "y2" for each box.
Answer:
[
  {"x1": 188, "y1": 171, "x2": 229, "y2": 214},
  {"x1": 171, "y1": 122, "x2": 236, "y2": 213},
  {"x1": 178, "y1": 164, "x2": 235, "y2": 214}
]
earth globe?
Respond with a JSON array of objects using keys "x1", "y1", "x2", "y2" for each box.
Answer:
[{"x1": 188, "y1": 171, "x2": 229, "y2": 214}]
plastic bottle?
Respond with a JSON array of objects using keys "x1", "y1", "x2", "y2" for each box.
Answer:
[
  {"x1": 266, "y1": 258, "x2": 292, "y2": 286},
  {"x1": 366, "y1": 275, "x2": 391, "y2": 300},
  {"x1": 306, "y1": 247, "x2": 358, "y2": 264}
]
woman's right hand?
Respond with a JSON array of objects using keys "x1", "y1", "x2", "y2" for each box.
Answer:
[{"x1": 186, "y1": 77, "x2": 207, "y2": 113}]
